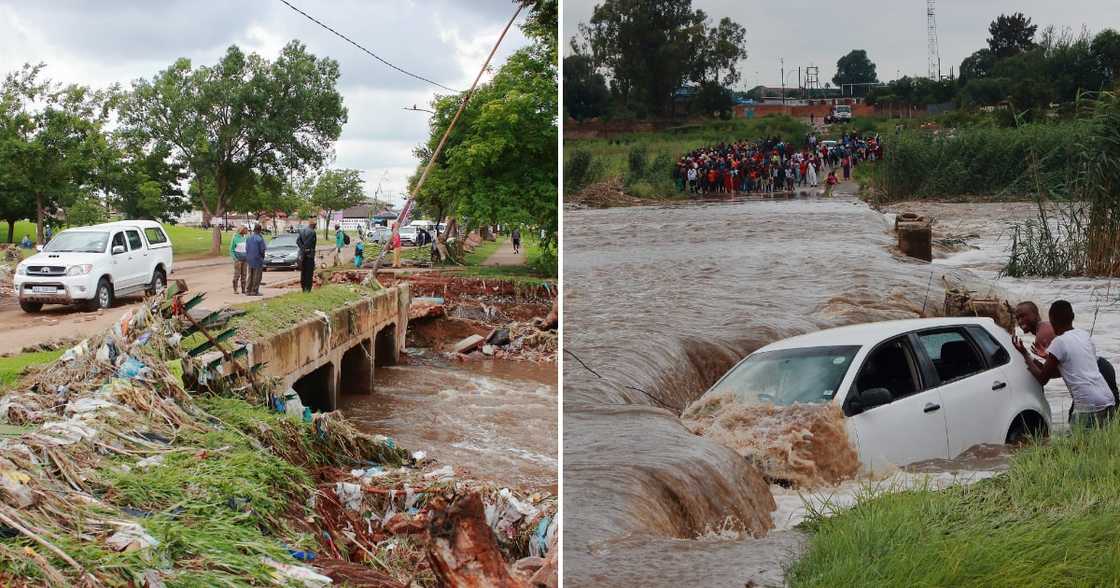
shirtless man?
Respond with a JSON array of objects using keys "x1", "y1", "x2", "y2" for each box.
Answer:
[
  {"x1": 1012, "y1": 300, "x2": 1115, "y2": 429},
  {"x1": 1014, "y1": 301, "x2": 1056, "y2": 358}
]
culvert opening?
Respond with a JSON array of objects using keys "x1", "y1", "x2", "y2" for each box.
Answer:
[
  {"x1": 293, "y1": 362, "x2": 334, "y2": 412},
  {"x1": 375, "y1": 324, "x2": 397, "y2": 367},
  {"x1": 340, "y1": 339, "x2": 373, "y2": 395}
]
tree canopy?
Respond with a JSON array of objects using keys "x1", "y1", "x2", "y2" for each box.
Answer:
[
  {"x1": 410, "y1": 0, "x2": 558, "y2": 253},
  {"x1": 563, "y1": 53, "x2": 610, "y2": 121},
  {"x1": 832, "y1": 50, "x2": 879, "y2": 95},
  {"x1": 988, "y1": 12, "x2": 1038, "y2": 59},
  {"x1": 120, "y1": 41, "x2": 346, "y2": 254},
  {"x1": 576, "y1": 0, "x2": 747, "y2": 117}
]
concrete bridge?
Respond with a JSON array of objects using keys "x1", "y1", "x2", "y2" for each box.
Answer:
[{"x1": 249, "y1": 284, "x2": 410, "y2": 411}]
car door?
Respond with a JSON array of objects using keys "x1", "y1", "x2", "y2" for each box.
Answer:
[
  {"x1": 914, "y1": 327, "x2": 1010, "y2": 457},
  {"x1": 125, "y1": 229, "x2": 149, "y2": 288},
  {"x1": 108, "y1": 231, "x2": 133, "y2": 287},
  {"x1": 844, "y1": 335, "x2": 949, "y2": 471}
]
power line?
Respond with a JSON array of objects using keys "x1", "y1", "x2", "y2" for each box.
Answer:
[{"x1": 277, "y1": 0, "x2": 460, "y2": 93}]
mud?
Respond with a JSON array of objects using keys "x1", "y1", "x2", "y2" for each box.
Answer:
[{"x1": 682, "y1": 398, "x2": 860, "y2": 487}]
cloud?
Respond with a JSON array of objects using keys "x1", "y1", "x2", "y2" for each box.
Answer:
[
  {"x1": 563, "y1": 0, "x2": 1120, "y2": 89},
  {"x1": 0, "y1": 0, "x2": 534, "y2": 208}
]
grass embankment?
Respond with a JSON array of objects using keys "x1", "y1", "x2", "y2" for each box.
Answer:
[
  {"x1": 564, "y1": 115, "x2": 813, "y2": 199},
  {"x1": 227, "y1": 283, "x2": 377, "y2": 340},
  {"x1": 789, "y1": 424, "x2": 1120, "y2": 587},
  {"x1": 856, "y1": 120, "x2": 1087, "y2": 204},
  {"x1": 0, "y1": 350, "x2": 64, "y2": 390}
]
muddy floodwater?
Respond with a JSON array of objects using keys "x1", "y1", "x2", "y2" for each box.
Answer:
[
  {"x1": 339, "y1": 350, "x2": 558, "y2": 494},
  {"x1": 563, "y1": 189, "x2": 1120, "y2": 587}
]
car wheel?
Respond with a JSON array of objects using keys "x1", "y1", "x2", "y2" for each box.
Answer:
[
  {"x1": 19, "y1": 300, "x2": 43, "y2": 313},
  {"x1": 147, "y1": 268, "x2": 167, "y2": 296},
  {"x1": 93, "y1": 278, "x2": 114, "y2": 310}
]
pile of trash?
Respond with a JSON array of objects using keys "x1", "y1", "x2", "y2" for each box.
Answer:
[{"x1": 0, "y1": 286, "x2": 554, "y2": 586}]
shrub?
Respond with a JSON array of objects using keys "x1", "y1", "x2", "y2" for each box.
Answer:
[{"x1": 564, "y1": 149, "x2": 595, "y2": 194}]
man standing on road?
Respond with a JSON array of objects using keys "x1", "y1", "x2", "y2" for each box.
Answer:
[
  {"x1": 1013, "y1": 300, "x2": 1116, "y2": 429},
  {"x1": 244, "y1": 225, "x2": 266, "y2": 296},
  {"x1": 230, "y1": 226, "x2": 249, "y2": 294},
  {"x1": 296, "y1": 220, "x2": 317, "y2": 293},
  {"x1": 511, "y1": 227, "x2": 521, "y2": 254}
]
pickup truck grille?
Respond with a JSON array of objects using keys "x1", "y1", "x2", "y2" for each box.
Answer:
[{"x1": 26, "y1": 266, "x2": 67, "y2": 276}]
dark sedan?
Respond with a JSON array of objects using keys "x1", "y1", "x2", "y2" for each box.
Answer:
[{"x1": 264, "y1": 234, "x2": 300, "y2": 270}]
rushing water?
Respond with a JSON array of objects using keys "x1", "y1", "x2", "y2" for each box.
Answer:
[
  {"x1": 338, "y1": 350, "x2": 558, "y2": 494},
  {"x1": 563, "y1": 190, "x2": 1120, "y2": 587}
]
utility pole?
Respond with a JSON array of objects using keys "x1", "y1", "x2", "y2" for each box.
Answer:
[
  {"x1": 927, "y1": 0, "x2": 941, "y2": 81},
  {"x1": 780, "y1": 58, "x2": 785, "y2": 105}
]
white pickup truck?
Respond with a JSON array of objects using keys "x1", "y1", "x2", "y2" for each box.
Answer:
[{"x1": 13, "y1": 220, "x2": 174, "y2": 313}]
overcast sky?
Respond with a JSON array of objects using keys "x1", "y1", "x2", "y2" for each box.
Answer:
[
  {"x1": 0, "y1": 0, "x2": 530, "y2": 207},
  {"x1": 563, "y1": 0, "x2": 1120, "y2": 91}
]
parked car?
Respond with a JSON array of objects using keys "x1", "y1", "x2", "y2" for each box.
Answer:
[
  {"x1": 365, "y1": 226, "x2": 392, "y2": 244},
  {"x1": 397, "y1": 225, "x2": 419, "y2": 246},
  {"x1": 697, "y1": 317, "x2": 1051, "y2": 471},
  {"x1": 13, "y1": 220, "x2": 174, "y2": 312},
  {"x1": 264, "y1": 233, "x2": 300, "y2": 270}
]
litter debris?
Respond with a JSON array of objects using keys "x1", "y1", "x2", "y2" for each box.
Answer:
[
  {"x1": 451, "y1": 334, "x2": 486, "y2": 355},
  {"x1": 106, "y1": 524, "x2": 160, "y2": 553}
]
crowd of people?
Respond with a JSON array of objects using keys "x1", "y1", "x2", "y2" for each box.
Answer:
[{"x1": 672, "y1": 132, "x2": 883, "y2": 197}]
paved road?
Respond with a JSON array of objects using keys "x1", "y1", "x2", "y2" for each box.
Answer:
[{"x1": 0, "y1": 244, "x2": 351, "y2": 355}]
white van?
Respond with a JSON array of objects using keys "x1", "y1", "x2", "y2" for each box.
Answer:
[{"x1": 13, "y1": 220, "x2": 174, "y2": 312}]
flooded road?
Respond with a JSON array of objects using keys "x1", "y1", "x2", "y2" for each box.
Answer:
[
  {"x1": 563, "y1": 189, "x2": 1118, "y2": 587},
  {"x1": 339, "y1": 350, "x2": 558, "y2": 494}
]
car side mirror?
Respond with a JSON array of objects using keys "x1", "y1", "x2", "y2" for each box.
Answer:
[
  {"x1": 850, "y1": 387, "x2": 892, "y2": 413},
  {"x1": 112, "y1": 245, "x2": 126, "y2": 255}
]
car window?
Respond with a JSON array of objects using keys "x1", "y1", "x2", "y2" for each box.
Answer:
[
  {"x1": 144, "y1": 227, "x2": 168, "y2": 245},
  {"x1": 853, "y1": 336, "x2": 921, "y2": 402},
  {"x1": 705, "y1": 345, "x2": 860, "y2": 406},
  {"x1": 917, "y1": 329, "x2": 986, "y2": 384},
  {"x1": 966, "y1": 326, "x2": 1011, "y2": 367},
  {"x1": 111, "y1": 232, "x2": 128, "y2": 253},
  {"x1": 126, "y1": 230, "x2": 143, "y2": 251}
]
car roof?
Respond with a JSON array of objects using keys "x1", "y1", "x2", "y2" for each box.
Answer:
[
  {"x1": 86, "y1": 220, "x2": 165, "y2": 230},
  {"x1": 760, "y1": 317, "x2": 999, "y2": 352}
]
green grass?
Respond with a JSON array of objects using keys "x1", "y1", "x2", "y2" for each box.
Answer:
[
  {"x1": 788, "y1": 423, "x2": 1120, "y2": 587},
  {"x1": 2, "y1": 221, "x2": 228, "y2": 259},
  {"x1": 463, "y1": 236, "x2": 506, "y2": 266},
  {"x1": 228, "y1": 283, "x2": 378, "y2": 339},
  {"x1": 0, "y1": 349, "x2": 64, "y2": 390}
]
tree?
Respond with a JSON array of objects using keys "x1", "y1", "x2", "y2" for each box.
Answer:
[
  {"x1": 578, "y1": 0, "x2": 712, "y2": 116},
  {"x1": 693, "y1": 17, "x2": 748, "y2": 86},
  {"x1": 2, "y1": 65, "x2": 108, "y2": 243},
  {"x1": 309, "y1": 169, "x2": 365, "y2": 237},
  {"x1": 563, "y1": 52, "x2": 610, "y2": 121},
  {"x1": 959, "y1": 49, "x2": 995, "y2": 84},
  {"x1": 988, "y1": 13, "x2": 1038, "y2": 59},
  {"x1": 121, "y1": 42, "x2": 346, "y2": 254},
  {"x1": 411, "y1": 0, "x2": 558, "y2": 255},
  {"x1": 693, "y1": 81, "x2": 732, "y2": 116},
  {"x1": 1092, "y1": 29, "x2": 1120, "y2": 85},
  {"x1": 101, "y1": 134, "x2": 190, "y2": 222},
  {"x1": 832, "y1": 50, "x2": 878, "y2": 96}
]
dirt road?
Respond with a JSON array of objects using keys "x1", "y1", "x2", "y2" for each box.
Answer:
[
  {"x1": 0, "y1": 246, "x2": 349, "y2": 355},
  {"x1": 482, "y1": 238, "x2": 527, "y2": 267}
]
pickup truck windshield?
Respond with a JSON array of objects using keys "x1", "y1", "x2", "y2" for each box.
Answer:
[
  {"x1": 705, "y1": 345, "x2": 861, "y2": 406},
  {"x1": 42, "y1": 231, "x2": 110, "y2": 253}
]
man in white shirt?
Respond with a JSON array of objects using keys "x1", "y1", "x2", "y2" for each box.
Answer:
[{"x1": 1013, "y1": 300, "x2": 1115, "y2": 429}]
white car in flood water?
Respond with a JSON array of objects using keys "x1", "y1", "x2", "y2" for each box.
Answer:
[{"x1": 701, "y1": 317, "x2": 1051, "y2": 471}]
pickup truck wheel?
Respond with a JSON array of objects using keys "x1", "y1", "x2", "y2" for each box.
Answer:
[
  {"x1": 147, "y1": 268, "x2": 167, "y2": 296},
  {"x1": 19, "y1": 300, "x2": 42, "y2": 313},
  {"x1": 93, "y1": 278, "x2": 114, "y2": 310}
]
